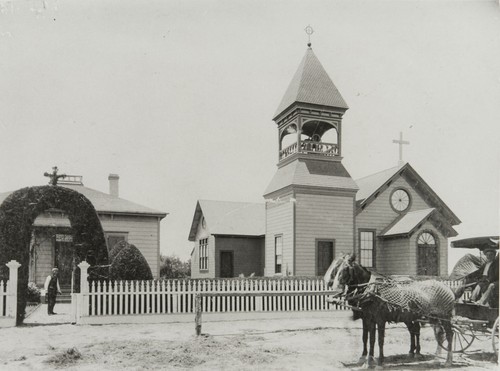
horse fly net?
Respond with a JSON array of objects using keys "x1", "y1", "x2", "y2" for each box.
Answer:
[{"x1": 368, "y1": 280, "x2": 455, "y2": 319}]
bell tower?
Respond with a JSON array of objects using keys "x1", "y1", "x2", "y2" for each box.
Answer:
[{"x1": 264, "y1": 43, "x2": 358, "y2": 277}]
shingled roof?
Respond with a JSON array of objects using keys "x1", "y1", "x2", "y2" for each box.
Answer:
[
  {"x1": 188, "y1": 200, "x2": 265, "y2": 241},
  {"x1": 355, "y1": 164, "x2": 405, "y2": 203},
  {"x1": 273, "y1": 47, "x2": 348, "y2": 120},
  {"x1": 380, "y1": 208, "x2": 435, "y2": 237},
  {"x1": 355, "y1": 162, "x2": 460, "y2": 226},
  {"x1": 0, "y1": 184, "x2": 166, "y2": 218},
  {"x1": 264, "y1": 158, "x2": 358, "y2": 197}
]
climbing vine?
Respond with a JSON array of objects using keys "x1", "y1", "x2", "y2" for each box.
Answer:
[{"x1": 0, "y1": 185, "x2": 108, "y2": 324}]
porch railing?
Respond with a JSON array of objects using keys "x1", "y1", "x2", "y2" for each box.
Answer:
[{"x1": 279, "y1": 141, "x2": 339, "y2": 160}]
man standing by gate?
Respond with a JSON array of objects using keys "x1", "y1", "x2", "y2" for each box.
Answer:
[{"x1": 44, "y1": 268, "x2": 62, "y2": 315}]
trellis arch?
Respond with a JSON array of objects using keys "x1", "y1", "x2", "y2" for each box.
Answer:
[{"x1": 0, "y1": 185, "x2": 108, "y2": 324}]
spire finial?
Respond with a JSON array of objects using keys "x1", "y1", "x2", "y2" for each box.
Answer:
[{"x1": 304, "y1": 25, "x2": 314, "y2": 48}]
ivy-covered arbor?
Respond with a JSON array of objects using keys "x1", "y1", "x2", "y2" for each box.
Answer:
[{"x1": 0, "y1": 185, "x2": 108, "y2": 324}]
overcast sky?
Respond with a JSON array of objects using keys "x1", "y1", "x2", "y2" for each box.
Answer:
[{"x1": 1, "y1": 0, "x2": 499, "y2": 272}]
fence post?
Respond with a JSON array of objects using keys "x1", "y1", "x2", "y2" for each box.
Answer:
[
  {"x1": 6, "y1": 260, "x2": 20, "y2": 319},
  {"x1": 78, "y1": 261, "x2": 90, "y2": 318},
  {"x1": 195, "y1": 294, "x2": 202, "y2": 336}
]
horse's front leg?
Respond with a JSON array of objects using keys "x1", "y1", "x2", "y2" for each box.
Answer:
[
  {"x1": 377, "y1": 320, "x2": 386, "y2": 366},
  {"x1": 359, "y1": 317, "x2": 368, "y2": 365},
  {"x1": 364, "y1": 320, "x2": 376, "y2": 368}
]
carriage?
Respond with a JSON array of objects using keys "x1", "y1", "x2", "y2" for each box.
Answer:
[
  {"x1": 324, "y1": 236, "x2": 498, "y2": 367},
  {"x1": 435, "y1": 236, "x2": 499, "y2": 357}
]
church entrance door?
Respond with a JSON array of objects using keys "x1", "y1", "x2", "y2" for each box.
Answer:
[
  {"x1": 416, "y1": 232, "x2": 439, "y2": 276},
  {"x1": 417, "y1": 245, "x2": 438, "y2": 276},
  {"x1": 316, "y1": 240, "x2": 334, "y2": 276},
  {"x1": 220, "y1": 251, "x2": 233, "y2": 278}
]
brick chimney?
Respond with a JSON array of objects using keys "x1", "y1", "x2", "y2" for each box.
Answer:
[{"x1": 108, "y1": 174, "x2": 119, "y2": 197}]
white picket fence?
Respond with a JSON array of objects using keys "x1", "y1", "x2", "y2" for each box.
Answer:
[
  {"x1": 83, "y1": 276, "x2": 337, "y2": 317},
  {"x1": 73, "y1": 261, "x2": 469, "y2": 325},
  {"x1": 0, "y1": 260, "x2": 21, "y2": 328}
]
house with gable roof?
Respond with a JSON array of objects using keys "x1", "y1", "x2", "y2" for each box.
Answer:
[
  {"x1": 0, "y1": 174, "x2": 167, "y2": 290},
  {"x1": 188, "y1": 200, "x2": 264, "y2": 278},
  {"x1": 187, "y1": 44, "x2": 460, "y2": 278}
]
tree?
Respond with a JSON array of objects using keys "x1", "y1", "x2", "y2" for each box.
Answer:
[{"x1": 160, "y1": 255, "x2": 190, "y2": 279}]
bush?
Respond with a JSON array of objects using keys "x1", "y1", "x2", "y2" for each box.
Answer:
[
  {"x1": 26, "y1": 282, "x2": 41, "y2": 303},
  {"x1": 109, "y1": 240, "x2": 128, "y2": 262},
  {"x1": 109, "y1": 242, "x2": 153, "y2": 281},
  {"x1": 160, "y1": 255, "x2": 191, "y2": 279}
]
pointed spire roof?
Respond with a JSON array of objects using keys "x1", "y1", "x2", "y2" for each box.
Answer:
[{"x1": 274, "y1": 48, "x2": 348, "y2": 120}]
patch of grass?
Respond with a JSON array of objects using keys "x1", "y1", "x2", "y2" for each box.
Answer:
[
  {"x1": 45, "y1": 347, "x2": 82, "y2": 367},
  {"x1": 75, "y1": 335, "x2": 293, "y2": 369}
]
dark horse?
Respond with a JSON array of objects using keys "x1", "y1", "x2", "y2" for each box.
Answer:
[{"x1": 324, "y1": 254, "x2": 455, "y2": 368}]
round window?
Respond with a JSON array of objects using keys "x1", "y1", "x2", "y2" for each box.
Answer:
[{"x1": 390, "y1": 189, "x2": 410, "y2": 212}]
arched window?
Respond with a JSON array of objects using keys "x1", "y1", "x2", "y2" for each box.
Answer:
[
  {"x1": 417, "y1": 232, "x2": 436, "y2": 246},
  {"x1": 417, "y1": 231, "x2": 439, "y2": 276}
]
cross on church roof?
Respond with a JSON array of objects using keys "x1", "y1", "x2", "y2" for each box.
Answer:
[
  {"x1": 44, "y1": 166, "x2": 66, "y2": 186},
  {"x1": 392, "y1": 132, "x2": 410, "y2": 166}
]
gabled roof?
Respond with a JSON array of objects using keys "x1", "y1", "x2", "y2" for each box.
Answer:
[
  {"x1": 355, "y1": 164, "x2": 404, "y2": 203},
  {"x1": 355, "y1": 162, "x2": 460, "y2": 226},
  {"x1": 264, "y1": 158, "x2": 358, "y2": 196},
  {"x1": 273, "y1": 48, "x2": 348, "y2": 120},
  {"x1": 188, "y1": 200, "x2": 265, "y2": 241},
  {"x1": 380, "y1": 208, "x2": 435, "y2": 237},
  {"x1": 0, "y1": 184, "x2": 167, "y2": 218}
]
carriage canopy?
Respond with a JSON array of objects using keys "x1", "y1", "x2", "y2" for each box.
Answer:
[{"x1": 451, "y1": 236, "x2": 499, "y2": 251}]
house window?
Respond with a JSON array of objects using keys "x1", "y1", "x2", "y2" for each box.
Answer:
[
  {"x1": 199, "y1": 238, "x2": 208, "y2": 271},
  {"x1": 106, "y1": 233, "x2": 127, "y2": 250},
  {"x1": 359, "y1": 231, "x2": 375, "y2": 268},
  {"x1": 275, "y1": 235, "x2": 283, "y2": 274}
]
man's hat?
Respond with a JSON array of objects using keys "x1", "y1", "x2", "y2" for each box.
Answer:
[{"x1": 52, "y1": 268, "x2": 59, "y2": 272}]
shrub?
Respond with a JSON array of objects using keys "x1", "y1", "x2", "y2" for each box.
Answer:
[
  {"x1": 109, "y1": 242, "x2": 153, "y2": 281},
  {"x1": 26, "y1": 282, "x2": 41, "y2": 303},
  {"x1": 109, "y1": 240, "x2": 128, "y2": 262},
  {"x1": 160, "y1": 255, "x2": 191, "y2": 279}
]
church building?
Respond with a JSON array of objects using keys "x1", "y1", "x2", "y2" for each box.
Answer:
[{"x1": 188, "y1": 44, "x2": 460, "y2": 279}]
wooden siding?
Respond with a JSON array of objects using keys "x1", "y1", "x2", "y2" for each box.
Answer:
[
  {"x1": 191, "y1": 217, "x2": 215, "y2": 278},
  {"x1": 215, "y1": 236, "x2": 264, "y2": 277},
  {"x1": 265, "y1": 195, "x2": 294, "y2": 276},
  {"x1": 357, "y1": 176, "x2": 449, "y2": 276},
  {"x1": 378, "y1": 238, "x2": 411, "y2": 275},
  {"x1": 356, "y1": 176, "x2": 428, "y2": 235},
  {"x1": 295, "y1": 193, "x2": 355, "y2": 276},
  {"x1": 99, "y1": 215, "x2": 160, "y2": 278}
]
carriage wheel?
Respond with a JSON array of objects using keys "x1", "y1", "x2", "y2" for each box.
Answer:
[
  {"x1": 435, "y1": 324, "x2": 475, "y2": 353},
  {"x1": 493, "y1": 317, "x2": 499, "y2": 358}
]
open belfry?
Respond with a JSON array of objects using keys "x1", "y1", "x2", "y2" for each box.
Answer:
[{"x1": 264, "y1": 42, "x2": 358, "y2": 277}]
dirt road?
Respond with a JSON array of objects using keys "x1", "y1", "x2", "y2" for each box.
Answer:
[{"x1": 0, "y1": 307, "x2": 497, "y2": 370}]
